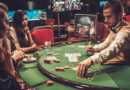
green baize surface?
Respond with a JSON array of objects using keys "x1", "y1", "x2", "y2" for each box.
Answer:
[{"x1": 19, "y1": 42, "x2": 130, "y2": 90}]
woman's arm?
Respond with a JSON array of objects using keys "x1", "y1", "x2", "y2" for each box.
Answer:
[{"x1": 19, "y1": 29, "x2": 37, "y2": 53}]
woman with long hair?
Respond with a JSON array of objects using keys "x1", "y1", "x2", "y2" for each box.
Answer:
[
  {"x1": 0, "y1": 8, "x2": 15, "y2": 77},
  {"x1": 9, "y1": 9, "x2": 37, "y2": 52}
]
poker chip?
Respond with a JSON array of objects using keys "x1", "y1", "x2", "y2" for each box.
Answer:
[
  {"x1": 46, "y1": 80, "x2": 54, "y2": 85},
  {"x1": 55, "y1": 67, "x2": 60, "y2": 71},
  {"x1": 35, "y1": 52, "x2": 39, "y2": 55},
  {"x1": 64, "y1": 66, "x2": 69, "y2": 69},
  {"x1": 55, "y1": 67, "x2": 64, "y2": 71},
  {"x1": 59, "y1": 67, "x2": 64, "y2": 71},
  {"x1": 53, "y1": 59, "x2": 60, "y2": 63},
  {"x1": 44, "y1": 59, "x2": 51, "y2": 64}
]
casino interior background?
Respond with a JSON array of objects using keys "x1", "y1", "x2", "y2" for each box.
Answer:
[
  {"x1": 0, "y1": 0, "x2": 130, "y2": 90},
  {"x1": 1, "y1": 0, "x2": 130, "y2": 42}
]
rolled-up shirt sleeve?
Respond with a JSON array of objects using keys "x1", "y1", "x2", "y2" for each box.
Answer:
[
  {"x1": 90, "y1": 30, "x2": 130, "y2": 64},
  {"x1": 93, "y1": 35, "x2": 110, "y2": 52}
]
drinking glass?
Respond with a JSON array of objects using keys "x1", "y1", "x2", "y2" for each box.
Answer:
[{"x1": 45, "y1": 41, "x2": 51, "y2": 51}]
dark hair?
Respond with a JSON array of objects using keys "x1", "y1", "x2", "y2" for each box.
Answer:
[
  {"x1": 0, "y1": 2, "x2": 8, "y2": 37},
  {"x1": 0, "y1": 2, "x2": 8, "y2": 12},
  {"x1": 0, "y1": 8, "x2": 7, "y2": 38},
  {"x1": 103, "y1": 1, "x2": 124, "y2": 15},
  {"x1": 13, "y1": 9, "x2": 26, "y2": 28}
]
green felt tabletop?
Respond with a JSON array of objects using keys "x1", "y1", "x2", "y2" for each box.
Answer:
[
  {"x1": 19, "y1": 62, "x2": 48, "y2": 86},
  {"x1": 35, "y1": 82, "x2": 79, "y2": 90},
  {"x1": 19, "y1": 42, "x2": 130, "y2": 90}
]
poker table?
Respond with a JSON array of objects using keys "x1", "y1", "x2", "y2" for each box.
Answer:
[{"x1": 19, "y1": 40, "x2": 130, "y2": 90}]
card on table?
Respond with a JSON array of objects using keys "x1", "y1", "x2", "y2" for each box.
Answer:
[
  {"x1": 72, "y1": 66, "x2": 78, "y2": 71},
  {"x1": 68, "y1": 56, "x2": 78, "y2": 62},
  {"x1": 46, "y1": 56, "x2": 57, "y2": 60},
  {"x1": 65, "y1": 53, "x2": 81, "y2": 62},
  {"x1": 65, "y1": 53, "x2": 81, "y2": 57},
  {"x1": 78, "y1": 45, "x2": 86, "y2": 48}
]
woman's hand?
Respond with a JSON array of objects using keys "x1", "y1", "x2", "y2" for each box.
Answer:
[
  {"x1": 12, "y1": 50, "x2": 24, "y2": 61},
  {"x1": 23, "y1": 26, "x2": 29, "y2": 33}
]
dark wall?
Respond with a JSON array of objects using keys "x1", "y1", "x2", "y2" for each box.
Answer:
[
  {"x1": 0, "y1": 0, "x2": 49, "y2": 10},
  {"x1": 0, "y1": 0, "x2": 104, "y2": 12},
  {"x1": 0, "y1": 0, "x2": 107, "y2": 27}
]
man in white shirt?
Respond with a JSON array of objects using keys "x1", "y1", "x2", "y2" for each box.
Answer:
[{"x1": 77, "y1": 1, "x2": 130, "y2": 77}]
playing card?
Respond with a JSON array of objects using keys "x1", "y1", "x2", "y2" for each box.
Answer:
[
  {"x1": 72, "y1": 66, "x2": 78, "y2": 71},
  {"x1": 47, "y1": 56, "x2": 57, "y2": 60},
  {"x1": 78, "y1": 45, "x2": 86, "y2": 48},
  {"x1": 68, "y1": 56, "x2": 78, "y2": 62}
]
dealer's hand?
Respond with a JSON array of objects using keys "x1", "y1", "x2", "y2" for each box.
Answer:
[
  {"x1": 77, "y1": 58, "x2": 93, "y2": 77},
  {"x1": 85, "y1": 45, "x2": 95, "y2": 55}
]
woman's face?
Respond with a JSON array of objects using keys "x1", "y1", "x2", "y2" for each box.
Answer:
[{"x1": 21, "y1": 14, "x2": 28, "y2": 29}]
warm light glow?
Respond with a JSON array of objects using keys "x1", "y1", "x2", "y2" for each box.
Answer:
[{"x1": 27, "y1": 1, "x2": 35, "y2": 10}]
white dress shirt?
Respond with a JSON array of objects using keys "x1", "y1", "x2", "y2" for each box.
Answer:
[{"x1": 89, "y1": 22, "x2": 130, "y2": 64}]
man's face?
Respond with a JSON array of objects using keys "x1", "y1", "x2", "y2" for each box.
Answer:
[
  {"x1": 83, "y1": 25, "x2": 89, "y2": 32},
  {"x1": 103, "y1": 8, "x2": 118, "y2": 28}
]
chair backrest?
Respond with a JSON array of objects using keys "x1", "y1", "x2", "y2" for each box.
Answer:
[
  {"x1": 31, "y1": 28, "x2": 54, "y2": 46},
  {"x1": 45, "y1": 18, "x2": 55, "y2": 25},
  {"x1": 125, "y1": 15, "x2": 130, "y2": 22}
]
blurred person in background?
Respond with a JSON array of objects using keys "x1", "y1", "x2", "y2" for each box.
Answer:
[{"x1": 8, "y1": 9, "x2": 37, "y2": 53}]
